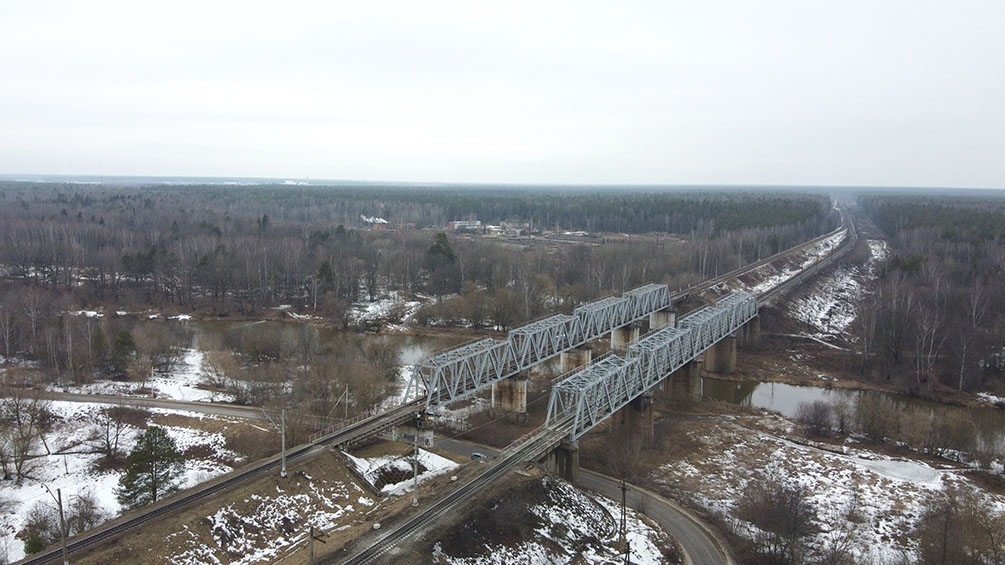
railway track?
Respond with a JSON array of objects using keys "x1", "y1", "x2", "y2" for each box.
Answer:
[
  {"x1": 19, "y1": 399, "x2": 426, "y2": 565},
  {"x1": 338, "y1": 208, "x2": 856, "y2": 563},
  {"x1": 693, "y1": 212, "x2": 848, "y2": 297},
  {"x1": 21, "y1": 207, "x2": 852, "y2": 565},
  {"x1": 341, "y1": 418, "x2": 575, "y2": 565},
  {"x1": 760, "y1": 208, "x2": 856, "y2": 305}
]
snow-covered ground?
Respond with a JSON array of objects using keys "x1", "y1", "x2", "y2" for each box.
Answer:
[
  {"x1": 52, "y1": 348, "x2": 235, "y2": 403},
  {"x1": 343, "y1": 448, "x2": 459, "y2": 496},
  {"x1": 278, "y1": 289, "x2": 425, "y2": 330},
  {"x1": 166, "y1": 472, "x2": 376, "y2": 565},
  {"x1": 978, "y1": 392, "x2": 1005, "y2": 406},
  {"x1": 64, "y1": 309, "x2": 194, "y2": 321},
  {"x1": 657, "y1": 414, "x2": 1005, "y2": 564},
  {"x1": 740, "y1": 230, "x2": 848, "y2": 296},
  {"x1": 354, "y1": 291, "x2": 424, "y2": 331},
  {"x1": 432, "y1": 477, "x2": 677, "y2": 564},
  {"x1": 787, "y1": 238, "x2": 889, "y2": 339},
  {"x1": 0, "y1": 401, "x2": 245, "y2": 563}
]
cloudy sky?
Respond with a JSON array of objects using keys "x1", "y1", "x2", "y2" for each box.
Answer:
[{"x1": 2, "y1": 1, "x2": 1003, "y2": 187}]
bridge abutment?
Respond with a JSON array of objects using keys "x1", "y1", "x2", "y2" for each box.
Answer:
[
  {"x1": 388, "y1": 423, "x2": 435, "y2": 447},
  {"x1": 491, "y1": 373, "x2": 528, "y2": 423},
  {"x1": 704, "y1": 334, "x2": 737, "y2": 374},
  {"x1": 559, "y1": 346, "x2": 592, "y2": 374}
]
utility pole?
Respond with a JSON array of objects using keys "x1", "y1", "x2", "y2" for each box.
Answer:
[
  {"x1": 280, "y1": 408, "x2": 287, "y2": 478},
  {"x1": 262, "y1": 408, "x2": 288, "y2": 478},
  {"x1": 619, "y1": 478, "x2": 629, "y2": 556},
  {"x1": 412, "y1": 432, "x2": 419, "y2": 507},
  {"x1": 42, "y1": 485, "x2": 68, "y2": 565},
  {"x1": 307, "y1": 524, "x2": 326, "y2": 564}
]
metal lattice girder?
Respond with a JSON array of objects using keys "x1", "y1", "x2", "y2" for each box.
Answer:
[
  {"x1": 627, "y1": 326, "x2": 694, "y2": 383},
  {"x1": 410, "y1": 283, "x2": 675, "y2": 410},
  {"x1": 622, "y1": 283, "x2": 673, "y2": 320},
  {"x1": 715, "y1": 291, "x2": 758, "y2": 328},
  {"x1": 677, "y1": 305, "x2": 719, "y2": 349},
  {"x1": 546, "y1": 355, "x2": 647, "y2": 440},
  {"x1": 507, "y1": 314, "x2": 575, "y2": 368},
  {"x1": 547, "y1": 291, "x2": 758, "y2": 440},
  {"x1": 406, "y1": 338, "x2": 511, "y2": 407},
  {"x1": 573, "y1": 296, "x2": 632, "y2": 340}
]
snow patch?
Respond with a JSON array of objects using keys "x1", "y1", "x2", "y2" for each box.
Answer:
[
  {"x1": 342, "y1": 448, "x2": 458, "y2": 496},
  {"x1": 0, "y1": 401, "x2": 242, "y2": 562},
  {"x1": 787, "y1": 236, "x2": 889, "y2": 338}
]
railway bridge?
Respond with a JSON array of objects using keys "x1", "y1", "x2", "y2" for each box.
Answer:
[
  {"x1": 23, "y1": 216, "x2": 851, "y2": 565},
  {"x1": 541, "y1": 291, "x2": 757, "y2": 482}
]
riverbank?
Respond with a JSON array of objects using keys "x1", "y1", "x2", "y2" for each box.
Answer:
[{"x1": 726, "y1": 329, "x2": 1005, "y2": 411}]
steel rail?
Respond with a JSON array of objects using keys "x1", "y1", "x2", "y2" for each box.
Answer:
[
  {"x1": 342, "y1": 418, "x2": 575, "y2": 565},
  {"x1": 17, "y1": 399, "x2": 427, "y2": 565}
]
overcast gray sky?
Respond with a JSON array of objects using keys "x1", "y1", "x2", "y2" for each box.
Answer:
[{"x1": 2, "y1": 1, "x2": 1003, "y2": 187}]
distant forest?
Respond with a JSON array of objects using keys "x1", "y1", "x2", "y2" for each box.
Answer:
[
  {"x1": 0, "y1": 182, "x2": 835, "y2": 383},
  {"x1": 0, "y1": 183, "x2": 834, "y2": 309},
  {"x1": 857, "y1": 193, "x2": 1005, "y2": 394}
]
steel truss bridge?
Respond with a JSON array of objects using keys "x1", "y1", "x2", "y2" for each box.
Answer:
[
  {"x1": 545, "y1": 291, "x2": 757, "y2": 440},
  {"x1": 404, "y1": 282, "x2": 673, "y2": 410}
]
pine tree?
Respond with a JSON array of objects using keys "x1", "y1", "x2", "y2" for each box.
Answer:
[{"x1": 115, "y1": 426, "x2": 184, "y2": 509}]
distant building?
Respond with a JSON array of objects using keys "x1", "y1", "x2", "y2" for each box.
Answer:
[
  {"x1": 448, "y1": 220, "x2": 482, "y2": 232},
  {"x1": 361, "y1": 214, "x2": 390, "y2": 227},
  {"x1": 500, "y1": 221, "x2": 530, "y2": 236}
]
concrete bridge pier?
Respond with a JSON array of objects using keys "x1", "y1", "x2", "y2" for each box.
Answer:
[
  {"x1": 704, "y1": 334, "x2": 737, "y2": 374},
  {"x1": 491, "y1": 373, "x2": 528, "y2": 423},
  {"x1": 738, "y1": 315, "x2": 761, "y2": 348},
  {"x1": 623, "y1": 392, "x2": 654, "y2": 447},
  {"x1": 666, "y1": 359, "x2": 703, "y2": 401},
  {"x1": 559, "y1": 346, "x2": 592, "y2": 374},
  {"x1": 649, "y1": 309, "x2": 675, "y2": 331},
  {"x1": 611, "y1": 324, "x2": 641, "y2": 353}
]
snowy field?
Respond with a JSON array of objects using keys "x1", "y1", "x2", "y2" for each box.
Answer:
[
  {"x1": 0, "y1": 401, "x2": 247, "y2": 563},
  {"x1": 53, "y1": 348, "x2": 235, "y2": 403},
  {"x1": 788, "y1": 239, "x2": 889, "y2": 339},
  {"x1": 657, "y1": 413, "x2": 1005, "y2": 564}
]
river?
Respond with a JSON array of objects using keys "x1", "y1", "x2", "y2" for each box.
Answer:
[
  {"x1": 702, "y1": 377, "x2": 1005, "y2": 451},
  {"x1": 186, "y1": 319, "x2": 461, "y2": 365}
]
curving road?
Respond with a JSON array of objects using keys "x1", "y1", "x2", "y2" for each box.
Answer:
[{"x1": 579, "y1": 470, "x2": 733, "y2": 565}]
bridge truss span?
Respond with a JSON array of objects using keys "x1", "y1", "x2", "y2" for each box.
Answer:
[
  {"x1": 545, "y1": 291, "x2": 757, "y2": 440},
  {"x1": 406, "y1": 283, "x2": 676, "y2": 411}
]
